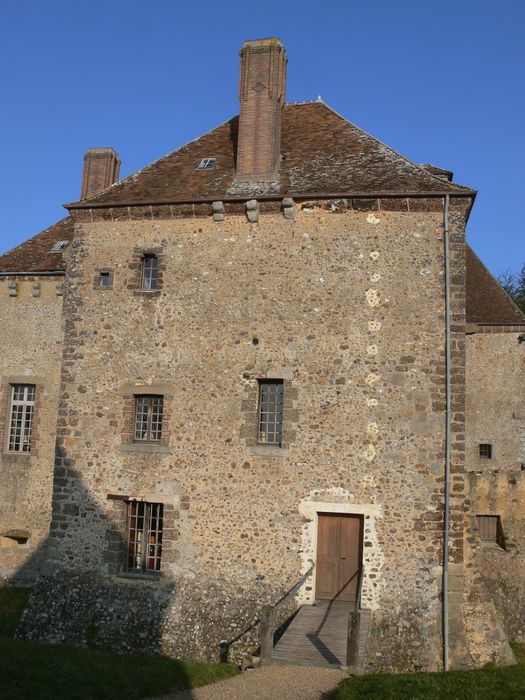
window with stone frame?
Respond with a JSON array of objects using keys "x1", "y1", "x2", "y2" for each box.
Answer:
[
  {"x1": 257, "y1": 379, "x2": 284, "y2": 446},
  {"x1": 126, "y1": 501, "x2": 163, "y2": 573},
  {"x1": 134, "y1": 395, "x2": 163, "y2": 442},
  {"x1": 7, "y1": 384, "x2": 36, "y2": 453},
  {"x1": 141, "y1": 254, "x2": 159, "y2": 291}
]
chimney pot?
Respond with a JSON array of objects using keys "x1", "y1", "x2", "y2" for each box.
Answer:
[
  {"x1": 236, "y1": 38, "x2": 287, "y2": 182},
  {"x1": 80, "y1": 148, "x2": 121, "y2": 200}
]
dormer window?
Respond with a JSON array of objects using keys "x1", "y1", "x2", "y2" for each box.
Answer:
[
  {"x1": 197, "y1": 158, "x2": 216, "y2": 170},
  {"x1": 50, "y1": 241, "x2": 69, "y2": 253}
]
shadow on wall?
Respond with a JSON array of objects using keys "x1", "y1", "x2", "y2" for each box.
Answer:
[
  {"x1": 11, "y1": 472, "x2": 181, "y2": 659},
  {"x1": 6, "y1": 446, "x2": 282, "y2": 673}
]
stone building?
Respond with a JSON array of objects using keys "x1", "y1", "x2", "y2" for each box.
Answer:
[{"x1": 0, "y1": 38, "x2": 523, "y2": 672}]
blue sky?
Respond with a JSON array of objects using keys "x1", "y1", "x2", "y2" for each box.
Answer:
[{"x1": 1, "y1": 0, "x2": 523, "y2": 276}]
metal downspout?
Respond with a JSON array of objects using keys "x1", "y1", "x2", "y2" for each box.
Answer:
[{"x1": 443, "y1": 194, "x2": 451, "y2": 671}]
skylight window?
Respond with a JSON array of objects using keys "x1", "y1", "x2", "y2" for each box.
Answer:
[
  {"x1": 50, "y1": 240, "x2": 69, "y2": 253},
  {"x1": 197, "y1": 158, "x2": 216, "y2": 170}
]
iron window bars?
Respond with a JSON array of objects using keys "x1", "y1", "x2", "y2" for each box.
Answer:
[
  {"x1": 126, "y1": 501, "x2": 163, "y2": 573},
  {"x1": 8, "y1": 384, "x2": 35, "y2": 452},
  {"x1": 479, "y1": 443, "x2": 493, "y2": 459},
  {"x1": 258, "y1": 380, "x2": 284, "y2": 446},
  {"x1": 141, "y1": 255, "x2": 159, "y2": 290},
  {"x1": 134, "y1": 395, "x2": 163, "y2": 442}
]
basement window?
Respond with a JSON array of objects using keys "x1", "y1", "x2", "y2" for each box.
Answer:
[
  {"x1": 50, "y1": 240, "x2": 69, "y2": 253},
  {"x1": 479, "y1": 443, "x2": 493, "y2": 459},
  {"x1": 126, "y1": 501, "x2": 163, "y2": 573},
  {"x1": 476, "y1": 515, "x2": 505, "y2": 548},
  {"x1": 197, "y1": 158, "x2": 216, "y2": 170}
]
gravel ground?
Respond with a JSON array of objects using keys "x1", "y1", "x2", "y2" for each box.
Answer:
[{"x1": 151, "y1": 665, "x2": 347, "y2": 700}]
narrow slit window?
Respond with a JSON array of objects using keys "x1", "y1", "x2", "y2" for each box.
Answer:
[
  {"x1": 141, "y1": 255, "x2": 159, "y2": 290},
  {"x1": 479, "y1": 443, "x2": 492, "y2": 459},
  {"x1": 8, "y1": 384, "x2": 36, "y2": 453},
  {"x1": 258, "y1": 380, "x2": 284, "y2": 447},
  {"x1": 134, "y1": 395, "x2": 163, "y2": 442},
  {"x1": 126, "y1": 501, "x2": 163, "y2": 573}
]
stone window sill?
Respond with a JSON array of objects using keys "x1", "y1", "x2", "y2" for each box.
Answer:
[
  {"x1": 113, "y1": 572, "x2": 173, "y2": 588},
  {"x1": 120, "y1": 443, "x2": 170, "y2": 454},
  {"x1": 250, "y1": 445, "x2": 289, "y2": 458},
  {"x1": 1, "y1": 452, "x2": 32, "y2": 466},
  {"x1": 133, "y1": 290, "x2": 161, "y2": 297}
]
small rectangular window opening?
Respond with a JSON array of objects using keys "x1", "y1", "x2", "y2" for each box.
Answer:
[
  {"x1": 258, "y1": 380, "x2": 284, "y2": 447},
  {"x1": 126, "y1": 501, "x2": 163, "y2": 573},
  {"x1": 99, "y1": 272, "x2": 111, "y2": 288},
  {"x1": 8, "y1": 384, "x2": 36, "y2": 453},
  {"x1": 141, "y1": 255, "x2": 159, "y2": 290},
  {"x1": 479, "y1": 443, "x2": 492, "y2": 459},
  {"x1": 476, "y1": 515, "x2": 505, "y2": 548},
  {"x1": 197, "y1": 158, "x2": 216, "y2": 170},
  {"x1": 134, "y1": 395, "x2": 163, "y2": 442}
]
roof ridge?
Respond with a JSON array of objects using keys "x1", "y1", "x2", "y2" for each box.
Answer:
[
  {"x1": 70, "y1": 114, "x2": 238, "y2": 208},
  {"x1": 0, "y1": 216, "x2": 70, "y2": 261},
  {"x1": 467, "y1": 244, "x2": 525, "y2": 321},
  {"x1": 313, "y1": 101, "x2": 475, "y2": 194}
]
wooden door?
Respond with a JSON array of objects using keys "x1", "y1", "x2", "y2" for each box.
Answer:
[{"x1": 315, "y1": 513, "x2": 362, "y2": 602}]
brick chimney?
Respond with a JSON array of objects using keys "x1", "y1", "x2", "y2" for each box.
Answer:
[
  {"x1": 80, "y1": 148, "x2": 121, "y2": 200},
  {"x1": 236, "y1": 38, "x2": 287, "y2": 181}
]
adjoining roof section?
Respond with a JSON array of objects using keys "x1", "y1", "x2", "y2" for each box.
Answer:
[
  {"x1": 466, "y1": 245, "x2": 525, "y2": 324},
  {"x1": 65, "y1": 102, "x2": 475, "y2": 209},
  {"x1": 0, "y1": 217, "x2": 72, "y2": 274}
]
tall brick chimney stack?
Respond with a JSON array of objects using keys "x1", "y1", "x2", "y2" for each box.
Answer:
[
  {"x1": 80, "y1": 148, "x2": 121, "y2": 200},
  {"x1": 236, "y1": 38, "x2": 287, "y2": 181}
]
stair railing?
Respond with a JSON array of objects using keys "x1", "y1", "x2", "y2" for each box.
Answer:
[
  {"x1": 346, "y1": 564, "x2": 365, "y2": 668},
  {"x1": 260, "y1": 563, "x2": 316, "y2": 660}
]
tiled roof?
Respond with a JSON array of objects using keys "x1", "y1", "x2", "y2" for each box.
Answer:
[
  {"x1": 66, "y1": 102, "x2": 474, "y2": 209},
  {"x1": 466, "y1": 245, "x2": 525, "y2": 324},
  {"x1": 0, "y1": 217, "x2": 72, "y2": 274}
]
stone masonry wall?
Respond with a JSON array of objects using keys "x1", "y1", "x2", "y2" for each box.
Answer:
[
  {"x1": 19, "y1": 202, "x2": 476, "y2": 671},
  {"x1": 0, "y1": 275, "x2": 64, "y2": 582},
  {"x1": 466, "y1": 331, "x2": 525, "y2": 643}
]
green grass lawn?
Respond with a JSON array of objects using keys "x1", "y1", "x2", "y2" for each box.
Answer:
[
  {"x1": 331, "y1": 643, "x2": 525, "y2": 700},
  {"x1": 0, "y1": 587, "x2": 238, "y2": 700}
]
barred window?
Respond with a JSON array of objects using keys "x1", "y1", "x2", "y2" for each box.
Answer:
[
  {"x1": 479, "y1": 443, "x2": 492, "y2": 459},
  {"x1": 8, "y1": 384, "x2": 35, "y2": 453},
  {"x1": 258, "y1": 380, "x2": 284, "y2": 446},
  {"x1": 126, "y1": 501, "x2": 163, "y2": 573},
  {"x1": 134, "y1": 395, "x2": 163, "y2": 442},
  {"x1": 141, "y1": 255, "x2": 159, "y2": 290}
]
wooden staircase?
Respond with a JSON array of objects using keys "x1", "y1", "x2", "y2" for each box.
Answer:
[{"x1": 270, "y1": 602, "x2": 371, "y2": 670}]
